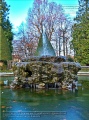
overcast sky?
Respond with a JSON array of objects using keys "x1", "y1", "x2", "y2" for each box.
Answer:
[{"x1": 6, "y1": 0, "x2": 79, "y2": 30}]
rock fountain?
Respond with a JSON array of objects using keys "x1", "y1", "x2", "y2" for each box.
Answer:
[{"x1": 11, "y1": 26, "x2": 81, "y2": 89}]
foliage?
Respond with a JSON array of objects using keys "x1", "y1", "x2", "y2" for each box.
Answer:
[
  {"x1": 0, "y1": 68, "x2": 13, "y2": 72},
  {"x1": 67, "y1": 55, "x2": 74, "y2": 62},
  {"x1": 0, "y1": 0, "x2": 13, "y2": 70},
  {"x1": 71, "y1": 0, "x2": 89, "y2": 65},
  {"x1": 0, "y1": 26, "x2": 12, "y2": 61},
  {"x1": 80, "y1": 67, "x2": 89, "y2": 72},
  {"x1": 0, "y1": 0, "x2": 13, "y2": 53},
  {"x1": 12, "y1": 65, "x2": 17, "y2": 72},
  {"x1": 80, "y1": 80, "x2": 89, "y2": 89}
]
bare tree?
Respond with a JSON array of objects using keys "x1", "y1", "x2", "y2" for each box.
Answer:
[
  {"x1": 13, "y1": 22, "x2": 36, "y2": 60},
  {"x1": 26, "y1": 0, "x2": 72, "y2": 56},
  {"x1": 13, "y1": 0, "x2": 73, "y2": 58}
]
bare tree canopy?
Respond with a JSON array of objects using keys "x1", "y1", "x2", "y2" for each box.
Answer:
[{"x1": 13, "y1": 0, "x2": 73, "y2": 60}]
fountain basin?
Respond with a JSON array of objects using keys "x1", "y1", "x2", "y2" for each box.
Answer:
[{"x1": 11, "y1": 56, "x2": 81, "y2": 89}]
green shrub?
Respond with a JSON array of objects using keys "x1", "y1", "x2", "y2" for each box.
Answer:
[{"x1": 67, "y1": 55, "x2": 74, "y2": 62}]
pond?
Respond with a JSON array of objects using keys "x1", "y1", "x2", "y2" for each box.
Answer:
[{"x1": 0, "y1": 76, "x2": 89, "y2": 120}]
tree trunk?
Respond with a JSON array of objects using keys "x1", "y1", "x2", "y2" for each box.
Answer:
[
  {"x1": 59, "y1": 37, "x2": 61, "y2": 56},
  {"x1": 63, "y1": 31, "x2": 65, "y2": 56}
]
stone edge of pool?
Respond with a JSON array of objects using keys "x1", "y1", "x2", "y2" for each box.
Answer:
[
  {"x1": 0, "y1": 72, "x2": 89, "y2": 76},
  {"x1": 77, "y1": 72, "x2": 89, "y2": 76},
  {"x1": 0, "y1": 72, "x2": 14, "y2": 76}
]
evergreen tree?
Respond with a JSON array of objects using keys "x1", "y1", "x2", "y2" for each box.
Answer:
[
  {"x1": 0, "y1": 26, "x2": 12, "y2": 61},
  {"x1": 0, "y1": 0, "x2": 13, "y2": 53},
  {"x1": 0, "y1": 0, "x2": 13, "y2": 61},
  {"x1": 71, "y1": 0, "x2": 89, "y2": 65}
]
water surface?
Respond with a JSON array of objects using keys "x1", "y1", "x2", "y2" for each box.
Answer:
[
  {"x1": 1, "y1": 86, "x2": 89, "y2": 120},
  {"x1": 1, "y1": 76, "x2": 89, "y2": 120}
]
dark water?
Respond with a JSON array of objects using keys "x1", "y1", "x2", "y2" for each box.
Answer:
[
  {"x1": 0, "y1": 76, "x2": 89, "y2": 120},
  {"x1": 0, "y1": 76, "x2": 14, "y2": 81}
]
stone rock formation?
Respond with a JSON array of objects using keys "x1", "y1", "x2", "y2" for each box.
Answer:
[
  {"x1": 11, "y1": 56, "x2": 81, "y2": 89},
  {"x1": 11, "y1": 26, "x2": 81, "y2": 89}
]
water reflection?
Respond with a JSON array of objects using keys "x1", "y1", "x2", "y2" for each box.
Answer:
[{"x1": 1, "y1": 87, "x2": 89, "y2": 120}]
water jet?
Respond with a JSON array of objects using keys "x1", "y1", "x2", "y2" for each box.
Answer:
[{"x1": 11, "y1": 25, "x2": 81, "y2": 89}]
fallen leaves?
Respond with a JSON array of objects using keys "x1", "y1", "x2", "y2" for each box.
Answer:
[
  {"x1": 1, "y1": 106, "x2": 6, "y2": 108},
  {"x1": 12, "y1": 100, "x2": 17, "y2": 102}
]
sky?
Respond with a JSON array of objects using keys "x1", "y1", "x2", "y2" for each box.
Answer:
[{"x1": 6, "y1": 0, "x2": 79, "y2": 30}]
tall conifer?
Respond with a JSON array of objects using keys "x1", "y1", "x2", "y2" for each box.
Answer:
[
  {"x1": 0, "y1": 0, "x2": 12, "y2": 61},
  {"x1": 71, "y1": 0, "x2": 89, "y2": 65}
]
